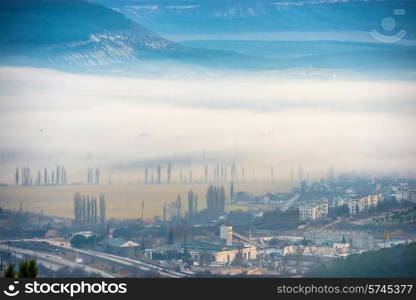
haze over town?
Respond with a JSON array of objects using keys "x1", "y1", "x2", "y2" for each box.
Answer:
[{"x1": 0, "y1": 0, "x2": 415, "y2": 279}]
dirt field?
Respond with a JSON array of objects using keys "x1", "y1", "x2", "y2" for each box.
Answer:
[{"x1": 0, "y1": 181, "x2": 294, "y2": 219}]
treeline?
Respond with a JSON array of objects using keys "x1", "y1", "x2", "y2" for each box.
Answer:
[
  {"x1": 328, "y1": 204, "x2": 349, "y2": 217},
  {"x1": 5, "y1": 259, "x2": 38, "y2": 278},
  {"x1": 139, "y1": 162, "x2": 245, "y2": 185},
  {"x1": 144, "y1": 163, "x2": 172, "y2": 184},
  {"x1": 73, "y1": 193, "x2": 106, "y2": 224},
  {"x1": 15, "y1": 165, "x2": 68, "y2": 186},
  {"x1": 162, "y1": 190, "x2": 199, "y2": 222},
  {"x1": 86, "y1": 168, "x2": 101, "y2": 184},
  {"x1": 377, "y1": 206, "x2": 416, "y2": 224},
  {"x1": 162, "y1": 184, "x2": 227, "y2": 222},
  {"x1": 206, "y1": 185, "x2": 226, "y2": 216},
  {"x1": 309, "y1": 242, "x2": 416, "y2": 277}
]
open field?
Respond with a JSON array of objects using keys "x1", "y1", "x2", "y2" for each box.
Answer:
[{"x1": 0, "y1": 181, "x2": 294, "y2": 220}]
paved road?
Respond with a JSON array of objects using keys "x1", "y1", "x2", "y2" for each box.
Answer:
[
  {"x1": 1, "y1": 239, "x2": 192, "y2": 278},
  {"x1": 0, "y1": 243, "x2": 115, "y2": 278},
  {"x1": 35, "y1": 239, "x2": 192, "y2": 277}
]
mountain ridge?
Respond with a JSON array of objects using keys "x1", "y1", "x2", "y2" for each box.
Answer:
[
  {"x1": 1, "y1": 0, "x2": 415, "y2": 74},
  {"x1": 0, "y1": 0, "x2": 270, "y2": 71}
]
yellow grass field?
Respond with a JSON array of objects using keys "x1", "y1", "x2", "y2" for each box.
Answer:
[{"x1": 0, "y1": 182, "x2": 294, "y2": 220}]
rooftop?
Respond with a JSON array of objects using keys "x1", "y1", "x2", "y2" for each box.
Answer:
[
  {"x1": 105, "y1": 238, "x2": 139, "y2": 248},
  {"x1": 150, "y1": 241, "x2": 247, "y2": 253}
]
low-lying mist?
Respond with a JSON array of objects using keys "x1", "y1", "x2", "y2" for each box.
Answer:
[{"x1": 0, "y1": 66, "x2": 415, "y2": 183}]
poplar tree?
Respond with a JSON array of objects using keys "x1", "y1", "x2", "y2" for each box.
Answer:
[{"x1": 15, "y1": 168, "x2": 19, "y2": 186}]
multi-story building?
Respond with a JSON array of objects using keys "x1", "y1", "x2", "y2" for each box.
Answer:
[
  {"x1": 409, "y1": 190, "x2": 416, "y2": 202},
  {"x1": 299, "y1": 198, "x2": 329, "y2": 221},
  {"x1": 398, "y1": 190, "x2": 416, "y2": 202},
  {"x1": 347, "y1": 199, "x2": 359, "y2": 215},
  {"x1": 348, "y1": 193, "x2": 383, "y2": 215}
]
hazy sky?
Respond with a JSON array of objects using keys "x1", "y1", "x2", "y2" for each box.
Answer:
[{"x1": 0, "y1": 66, "x2": 415, "y2": 183}]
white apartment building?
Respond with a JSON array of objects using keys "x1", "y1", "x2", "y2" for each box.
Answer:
[
  {"x1": 299, "y1": 198, "x2": 329, "y2": 221},
  {"x1": 348, "y1": 193, "x2": 383, "y2": 215}
]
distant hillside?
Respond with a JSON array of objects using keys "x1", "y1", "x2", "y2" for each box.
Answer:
[
  {"x1": 0, "y1": 0, "x2": 273, "y2": 71},
  {"x1": 181, "y1": 40, "x2": 416, "y2": 70},
  {"x1": 309, "y1": 242, "x2": 416, "y2": 277},
  {"x1": 0, "y1": 0, "x2": 177, "y2": 67},
  {"x1": 90, "y1": 0, "x2": 416, "y2": 38},
  {"x1": 0, "y1": 0, "x2": 415, "y2": 74},
  {"x1": 1, "y1": 0, "x2": 132, "y2": 46}
]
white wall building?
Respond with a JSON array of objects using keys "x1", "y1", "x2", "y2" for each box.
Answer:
[
  {"x1": 299, "y1": 198, "x2": 329, "y2": 221},
  {"x1": 348, "y1": 193, "x2": 383, "y2": 215},
  {"x1": 213, "y1": 246, "x2": 257, "y2": 264}
]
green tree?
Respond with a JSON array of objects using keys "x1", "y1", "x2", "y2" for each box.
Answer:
[
  {"x1": 328, "y1": 204, "x2": 349, "y2": 217},
  {"x1": 18, "y1": 261, "x2": 30, "y2": 278},
  {"x1": 309, "y1": 242, "x2": 416, "y2": 277},
  {"x1": 18, "y1": 259, "x2": 38, "y2": 278},
  {"x1": 167, "y1": 229, "x2": 174, "y2": 245},
  {"x1": 27, "y1": 259, "x2": 39, "y2": 278},
  {"x1": 5, "y1": 264, "x2": 16, "y2": 278},
  {"x1": 70, "y1": 234, "x2": 92, "y2": 248}
]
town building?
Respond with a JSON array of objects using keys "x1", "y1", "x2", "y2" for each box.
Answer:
[
  {"x1": 299, "y1": 198, "x2": 329, "y2": 221},
  {"x1": 104, "y1": 238, "x2": 139, "y2": 257},
  {"x1": 212, "y1": 246, "x2": 256, "y2": 264},
  {"x1": 348, "y1": 193, "x2": 383, "y2": 215},
  {"x1": 397, "y1": 190, "x2": 416, "y2": 202},
  {"x1": 147, "y1": 241, "x2": 256, "y2": 265}
]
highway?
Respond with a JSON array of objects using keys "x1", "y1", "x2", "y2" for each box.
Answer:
[
  {"x1": 0, "y1": 243, "x2": 115, "y2": 278},
  {"x1": 1, "y1": 239, "x2": 193, "y2": 278}
]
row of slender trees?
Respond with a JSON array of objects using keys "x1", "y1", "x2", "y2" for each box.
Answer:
[
  {"x1": 162, "y1": 190, "x2": 200, "y2": 222},
  {"x1": 161, "y1": 184, "x2": 231, "y2": 222},
  {"x1": 5, "y1": 259, "x2": 38, "y2": 278},
  {"x1": 73, "y1": 193, "x2": 106, "y2": 224},
  {"x1": 15, "y1": 166, "x2": 68, "y2": 186},
  {"x1": 206, "y1": 185, "x2": 226, "y2": 215},
  {"x1": 13, "y1": 164, "x2": 318, "y2": 186},
  {"x1": 187, "y1": 190, "x2": 198, "y2": 219},
  {"x1": 140, "y1": 162, "x2": 242, "y2": 185},
  {"x1": 86, "y1": 168, "x2": 100, "y2": 185},
  {"x1": 138, "y1": 162, "x2": 314, "y2": 184},
  {"x1": 144, "y1": 163, "x2": 172, "y2": 184}
]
